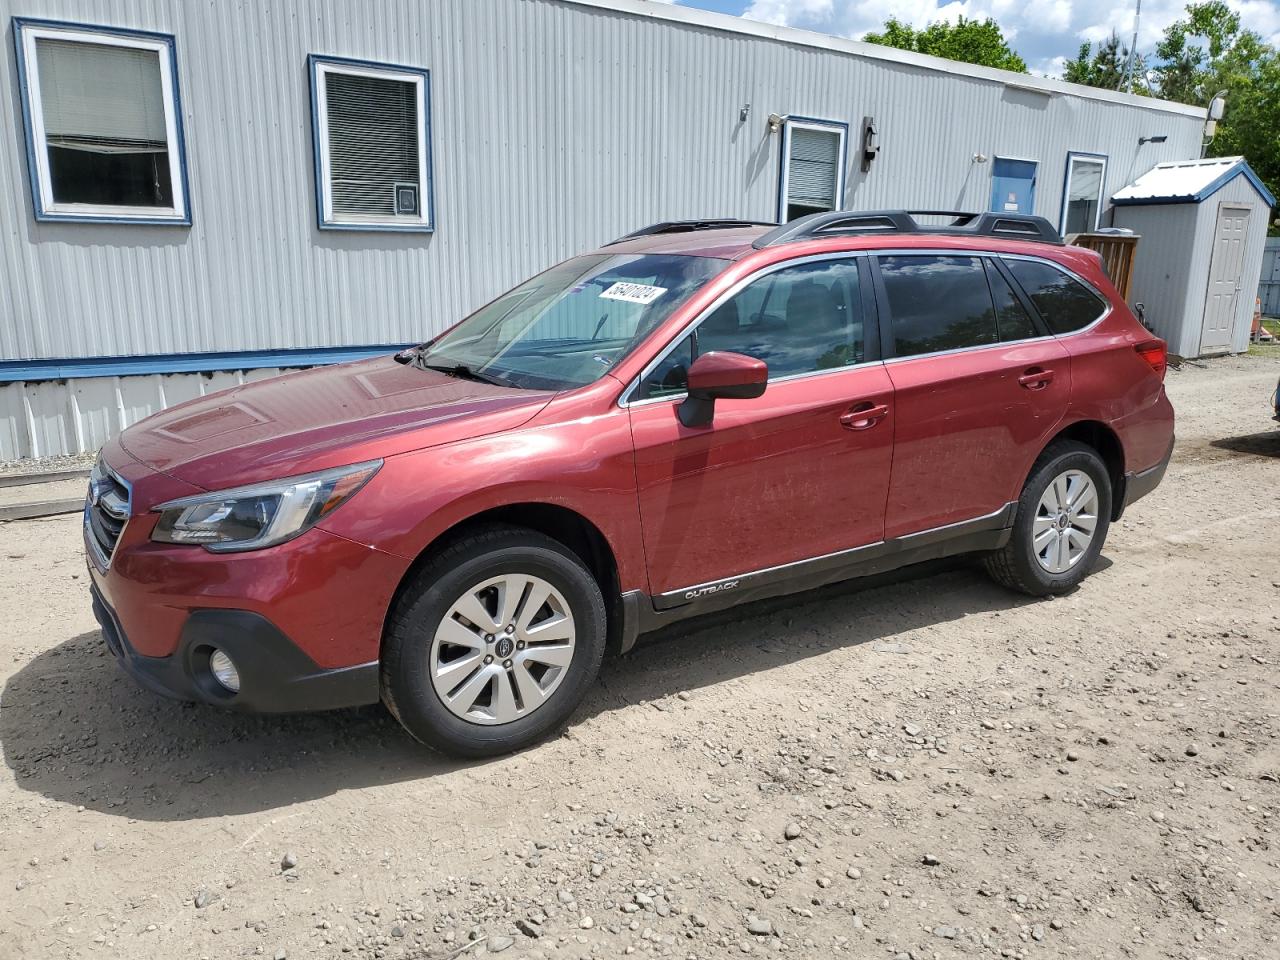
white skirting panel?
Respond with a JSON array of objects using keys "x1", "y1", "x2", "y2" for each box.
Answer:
[{"x1": 0, "y1": 368, "x2": 289, "y2": 462}]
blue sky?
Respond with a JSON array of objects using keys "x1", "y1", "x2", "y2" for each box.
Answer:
[{"x1": 652, "y1": 0, "x2": 1280, "y2": 78}]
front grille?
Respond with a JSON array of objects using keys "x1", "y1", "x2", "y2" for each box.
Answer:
[{"x1": 86, "y1": 459, "x2": 130, "y2": 567}]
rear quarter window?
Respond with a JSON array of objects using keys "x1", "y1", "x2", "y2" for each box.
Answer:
[{"x1": 1003, "y1": 259, "x2": 1107, "y2": 334}]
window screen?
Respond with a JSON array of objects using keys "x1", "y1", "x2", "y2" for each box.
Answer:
[
  {"x1": 985, "y1": 262, "x2": 1039, "y2": 342},
  {"x1": 879, "y1": 256, "x2": 998, "y2": 357},
  {"x1": 783, "y1": 123, "x2": 843, "y2": 221},
  {"x1": 21, "y1": 29, "x2": 184, "y2": 217},
  {"x1": 1062, "y1": 155, "x2": 1105, "y2": 235},
  {"x1": 1003, "y1": 259, "x2": 1106, "y2": 334}
]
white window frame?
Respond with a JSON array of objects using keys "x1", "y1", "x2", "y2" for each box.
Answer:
[
  {"x1": 309, "y1": 56, "x2": 434, "y2": 232},
  {"x1": 13, "y1": 18, "x2": 190, "y2": 225},
  {"x1": 778, "y1": 117, "x2": 849, "y2": 222},
  {"x1": 1060, "y1": 152, "x2": 1108, "y2": 235}
]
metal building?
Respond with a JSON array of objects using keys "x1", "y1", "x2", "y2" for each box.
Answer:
[
  {"x1": 0, "y1": 0, "x2": 1210, "y2": 459},
  {"x1": 1112, "y1": 157, "x2": 1275, "y2": 358}
]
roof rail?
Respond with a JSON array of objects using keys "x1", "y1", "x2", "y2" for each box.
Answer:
[
  {"x1": 606, "y1": 218, "x2": 778, "y2": 246},
  {"x1": 752, "y1": 210, "x2": 1062, "y2": 248}
]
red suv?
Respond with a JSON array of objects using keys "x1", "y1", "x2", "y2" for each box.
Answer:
[{"x1": 86, "y1": 211, "x2": 1173, "y2": 756}]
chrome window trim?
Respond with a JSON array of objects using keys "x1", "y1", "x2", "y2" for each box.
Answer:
[{"x1": 618, "y1": 250, "x2": 873, "y2": 408}]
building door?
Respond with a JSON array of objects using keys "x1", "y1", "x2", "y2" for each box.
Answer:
[
  {"x1": 990, "y1": 158, "x2": 1037, "y2": 214},
  {"x1": 1200, "y1": 203, "x2": 1252, "y2": 355}
]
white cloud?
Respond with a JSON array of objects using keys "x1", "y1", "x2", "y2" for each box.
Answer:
[{"x1": 732, "y1": 0, "x2": 1280, "y2": 75}]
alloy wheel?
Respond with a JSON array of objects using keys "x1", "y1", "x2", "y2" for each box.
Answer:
[
  {"x1": 1032, "y1": 469, "x2": 1099, "y2": 575},
  {"x1": 430, "y1": 573, "x2": 576, "y2": 725}
]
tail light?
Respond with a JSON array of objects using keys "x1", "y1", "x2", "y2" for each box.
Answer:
[{"x1": 1135, "y1": 338, "x2": 1167, "y2": 380}]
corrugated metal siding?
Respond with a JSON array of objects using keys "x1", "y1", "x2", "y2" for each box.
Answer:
[
  {"x1": 2, "y1": 0, "x2": 1204, "y2": 368},
  {"x1": 0, "y1": 367, "x2": 290, "y2": 459},
  {"x1": 1112, "y1": 203, "x2": 1201, "y2": 357},
  {"x1": 1262, "y1": 238, "x2": 1280, "y2": 317}
]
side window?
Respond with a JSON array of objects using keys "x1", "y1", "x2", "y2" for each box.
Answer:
[
  {"x1": 14, "y1": 20, "x2": 190, "y2": 224},
  {"x1": 985, "y1": 262, "x2": 1039, "y2": 342},
  {"x1": 1004, "y1": 259, "x2": 1107, "y2": 334},
  {"x1": 634, "y1": 333, "x2": 694, "y2": 400},
  {"x1": 699, "y1": 259, "x2": 864, "y2": 378},
  {"x1": 878, "y1": 256, "x2": 998, "y2": 357},
  {"x1": 311, "y1": 56, "x2": 433, "y2": 231}
]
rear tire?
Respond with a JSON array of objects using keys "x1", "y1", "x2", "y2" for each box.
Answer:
[
  {"x1": 381, "y1": 524, "x2": 607, "y2": 757},
  {"x1": 984, "y1": 440, "x2": 1112, "y2": 597}
]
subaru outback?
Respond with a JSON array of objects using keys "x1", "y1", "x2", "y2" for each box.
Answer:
[{"x1": 86, "y1": 210, "x2": 1174, "y2": 756}]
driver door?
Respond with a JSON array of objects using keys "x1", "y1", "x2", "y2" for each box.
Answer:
[{"x1": 626, "y1": 256, "x2": 895, "y2": 600}]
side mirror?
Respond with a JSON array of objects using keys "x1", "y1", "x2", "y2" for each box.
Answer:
[{"x1": 678, "y1": 351, "x2": 768, "y2": 428}]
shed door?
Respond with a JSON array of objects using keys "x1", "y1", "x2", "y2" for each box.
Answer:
[
  {"x1": 990, "y1": 158, "x2": 1036, "y2": 214},
  {"x1": 1200, "y1": 203, "x2": 1252, "y2": 355}
]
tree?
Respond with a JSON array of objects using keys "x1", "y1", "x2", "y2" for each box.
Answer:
[
  {"x1": 1063, "y1": 32, "x2": 1149, "y2": 93},
  {"x1": 1151, "y1": 2, "x2": 1279, "y2": 222},
  {"x1": 863, "y1": 16, "x2": 1027, "y2": 73}
]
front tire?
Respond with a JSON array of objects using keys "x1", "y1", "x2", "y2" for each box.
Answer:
[
  {"x1": 984, "y1": 440, "x2": 1112, "y2": 596},
  {"x1": 381, "y1": 525, "x2": 607, "y2": 757}
]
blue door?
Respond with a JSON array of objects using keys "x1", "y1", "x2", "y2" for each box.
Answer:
[{"x1": 990, "y1": 158, "x2": 1037, "y2": 214}]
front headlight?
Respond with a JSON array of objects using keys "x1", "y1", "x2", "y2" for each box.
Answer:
[{"x1": 151, "y1": 460, "x2": 382, "y2": 552}]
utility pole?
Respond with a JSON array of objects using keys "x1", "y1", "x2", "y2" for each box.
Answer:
[{"x1": 1124, "y1": 0, "x2": 1142, "y2": 92}]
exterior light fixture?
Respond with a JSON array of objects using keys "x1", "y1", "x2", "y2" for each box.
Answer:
[
  {"x1": 972, "y1": 153, "x2": 988, "y2": 164},
  {"x1": 739, "y1": 103, "x2": 751, "y2": 123},
  {"x1": 767, "y1": 113, "x2": 784, "y2": 134},
  {"x1": 1202, "y1": 90, "x2": 1226, "y2": 157},
  {"x1": 1138, "y1": 135, "x2": 1168, "y2": 145},
  {"x1": 860, "y1": 116, "x2": 879, "y2": 172}
]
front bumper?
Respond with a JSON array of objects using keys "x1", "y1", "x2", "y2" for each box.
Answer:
[{"x1": 91, "y1": 585, "x2": 381, "y2": 712}]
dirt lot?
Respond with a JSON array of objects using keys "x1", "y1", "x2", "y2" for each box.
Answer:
[{"x1": 1, "y1": 356, "x2": 1277, "y2": 960}]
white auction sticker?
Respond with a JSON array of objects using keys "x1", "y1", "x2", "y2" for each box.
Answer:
[{"x1": 599, "y1": 281, "x2": 667, "y2": 305}]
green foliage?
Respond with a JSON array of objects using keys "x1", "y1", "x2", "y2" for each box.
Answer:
[
  {"x1": 863, "y1": 16, "x2": 1027, "y2": 73},
  {"x1": 1151, "y1": 2, "x2": 1280, "y2": 221},
  {"x1": 1063, "y1": 32, "x2": 1149, "y2": 94}
]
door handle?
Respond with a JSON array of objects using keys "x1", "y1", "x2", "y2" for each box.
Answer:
[
  {"x1": 1018, "y1": 368, "x2": 1055, "y2": 390},
  {"x1": 840, "y1": 402, "x2": 889, "y2": 430}
]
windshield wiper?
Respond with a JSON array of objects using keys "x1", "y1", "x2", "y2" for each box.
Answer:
[{"x1": 418, "y1": 360, "x2": 506, "y2": 387}]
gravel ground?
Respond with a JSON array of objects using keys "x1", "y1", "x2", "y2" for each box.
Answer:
[
  {"x1": 0, "y1": 452, "x2": 97, "y2": 478},
  {"x1": 1, "y1": 356, "x2": 1277, "y2": 960}
]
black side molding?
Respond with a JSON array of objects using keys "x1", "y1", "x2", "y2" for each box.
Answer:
[{"x1": 615, "y1": 502, "x2": 1017, "y2": 652}]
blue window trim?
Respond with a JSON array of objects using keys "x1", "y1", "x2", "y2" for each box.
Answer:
[
  {"x1": 776, "y1": 116, "x2": 850, "y2": 223},
  {"x1": 0, "y1": 344, "x2": 411, "y2": 383},
  {"x1": 308, "y1": 54, "x2": 436, "y2": 233},
  {"x1": 1059, "y1": 151, "x2": 1108, "y2": 233},
  {"x1": 11, "y1": 17, "x2": 193, "y2": 227}
]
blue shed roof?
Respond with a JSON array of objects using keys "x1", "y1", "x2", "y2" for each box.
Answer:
[{"x1": 1112, "y1": 156, "x2": 1275, "y2": 208}]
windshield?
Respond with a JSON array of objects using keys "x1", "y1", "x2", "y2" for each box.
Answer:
[{"x1": 418, "y1": 253, "x2": 726, "y2": 390}]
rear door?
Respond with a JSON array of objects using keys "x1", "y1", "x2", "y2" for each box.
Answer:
[
  {"x1": 627, "y1": 255, "x2": 895, "y2": 599},
  {"x1": 873, "y1": 253, "x2": 1070, "y2": 540}
]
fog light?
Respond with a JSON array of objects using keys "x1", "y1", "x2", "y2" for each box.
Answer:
[{"x1": 209, "y1": 649, "x2": 241, "y2": 693}]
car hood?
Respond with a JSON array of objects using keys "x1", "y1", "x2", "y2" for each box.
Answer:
[{"x1": 118, "y1": 356, "x2": 554, "y2": 490}]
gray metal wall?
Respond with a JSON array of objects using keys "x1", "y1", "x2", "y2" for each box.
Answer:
[
  {"x1": 0, "y1": 0, "x2": 1205, "y2": 365},
  {"x1": 1262, "y1": 238, "x2": 1280, "y2": 317},
  {"x1": 1113, "y1": 202, "x2": 1201, "y2": 358}
]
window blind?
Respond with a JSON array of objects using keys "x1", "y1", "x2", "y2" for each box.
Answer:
[
  {"x1": 36, "y1": 38, "x2": 167, "y2": 154},
  {"x1": 325, "y1": 72, "x2": 419, "y2": 217},
  {"x1": 787, "y1": 127, "x2": 840, "y2": 208}
]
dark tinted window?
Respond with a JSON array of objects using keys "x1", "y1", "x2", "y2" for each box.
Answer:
[
  {"x1": 1004, "y1": 259, "x2": 1106, "y2": 334},
  {"x1": 879, "y1": 256, "x2": 997, "y2": 357},
  {"x1": 698, "y1": 258, "x2": 864, "y2": 378},
  {"x1": 634, "y1": 332, "x2": 695, "y2": 400},
  {"x1": 986, "y1": 263, "x2": 1039, "y2": 342}
]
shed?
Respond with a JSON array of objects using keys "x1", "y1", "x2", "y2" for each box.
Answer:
[{"x1": 1112, "y1": 157, "x2": 1275, "y2": 358}]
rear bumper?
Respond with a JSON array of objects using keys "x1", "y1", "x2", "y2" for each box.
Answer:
[
  {"x1": 91, "y1": 586, "x2": 380, "y2": 712},
  {"x1": 1119, "y1": 436, "x2": 1173, "y2": 517}
]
